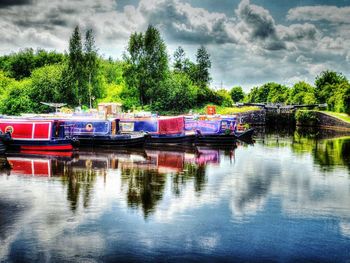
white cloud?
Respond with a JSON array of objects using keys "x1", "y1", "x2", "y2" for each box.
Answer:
[{"x1": 287, "y1": 5, "x2": 350, "y2": 24}]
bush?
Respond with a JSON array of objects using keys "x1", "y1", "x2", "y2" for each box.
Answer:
[{"x1": 295, "y1": 110, "x2": 320, "y2": 127}]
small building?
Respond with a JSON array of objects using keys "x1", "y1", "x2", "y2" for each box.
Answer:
[{"x1": 98, "y1": 102, "x2": 122, "y2": 115}]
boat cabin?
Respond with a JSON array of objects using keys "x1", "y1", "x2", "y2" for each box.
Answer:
[
  {"x1": 0, "y1": 119, "x2": 67, "y2": 141},
  {"x1": 119, "y1": 116, "x2": 185, "y2": 135}
]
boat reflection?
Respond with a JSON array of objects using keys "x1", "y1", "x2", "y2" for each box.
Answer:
[{"x1": 3, "y1": 146, "x2": 236, "y2": 216}]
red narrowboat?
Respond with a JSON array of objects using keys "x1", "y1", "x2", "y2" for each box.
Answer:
[{"x1": 0, "y1": 119, "x2": 74, "y2": 151}]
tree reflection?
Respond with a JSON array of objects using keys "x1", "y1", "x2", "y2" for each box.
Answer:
[
  {"x1": 121, "y1": 167, "x2": 166, "y2": 217},
  {"x1": 61, "y1": 158, "x2": 102, "y2": 211},
  {"x1": 119, "y1": 147, "x2": 224, "y2": 217},
  {"x1": 313, "y1": 138, "x2": 350, "y2": 170}
]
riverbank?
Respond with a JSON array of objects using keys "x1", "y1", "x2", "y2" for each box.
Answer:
[{"x1": 296, "y1": 110, "x2": 350, "y2": 131}]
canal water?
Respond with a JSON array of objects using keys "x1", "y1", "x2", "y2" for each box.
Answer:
[{"x1": 1, "y1": 129, "x2": 350, "y2": 262}]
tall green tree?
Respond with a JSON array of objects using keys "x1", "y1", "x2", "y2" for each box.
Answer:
[
  {"x1": 66, "y1": 25, "x2": 85, "y2": 106},
  {"x1": 143, "y1": 25, "x2": 169, "y2": 102},
  {"x1": 84, "y1": 28, "x2": 100, "y2": 108},
  {"x1": 123, "y1": 32, "x2": 144, "y2": 107},
  {"x1": 315, "y1": 70, "x2": 348, "y2": 104},
  {"x1": 288, "y1": 81, "x2": 316, "y2": 105},
  {"x1": 173, "y1": 46, "x2": 186, "y2": 72},
  {"x1": 194, "y1": 46, "x2": 211, "y2": 88},
  {"x1": 230, "y1": 86, "x2": 244, "y2": 103},
  {"x1": 123, "y1": 25, "x2": 169, "y2": 107}
]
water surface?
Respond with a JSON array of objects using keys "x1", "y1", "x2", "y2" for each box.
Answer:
[{"x1": 1, "y1": 130, "x2": 350, "y2": 262}]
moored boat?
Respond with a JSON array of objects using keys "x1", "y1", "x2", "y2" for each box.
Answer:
[
  {"x1": 185, "y1": 116, "x2": 254, "y2": 144},
  {"x1": 62, "y1": 119, "x2": 145, "y2": 147},
  {"x1": 119, "y1": 116, "x2": 195, "y2": 146},
  {"x1": 0, "y1": 119, "x2": 74, "y2": 151}
]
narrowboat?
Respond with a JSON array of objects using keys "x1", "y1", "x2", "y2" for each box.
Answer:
[
  {"x1": 185, "y1": 116, "x2": 254, "y2": 145},
  {"x1": 0, "y1": 119, "x2": 74, "y2": 151},
  {"x1": 119, "y1": 116, "x2": 195, "y2": 146},
  {"x1": 62, "y1": 119, "x2": 145, "y2": 147}
]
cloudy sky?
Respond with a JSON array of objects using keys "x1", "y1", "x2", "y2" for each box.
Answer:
[{"x1": 0, "y1": 0, "x2": 349, "y2": 90}]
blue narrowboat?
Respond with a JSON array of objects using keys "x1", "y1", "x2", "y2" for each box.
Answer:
[
  {"x1": 185, "y1": 116, "x2": 254, "y2": 144},
  {"x1": 62, "y1": 119, "x2": 145, "y2": 147},
  {"x1": 119, "y1": 116, "x2": 196, "y2": 145}
]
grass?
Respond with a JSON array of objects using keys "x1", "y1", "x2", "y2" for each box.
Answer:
[
  {"x1": 193, "y1": 105, "x2": 260, "y2": 115},
  {"x1": 319, "y1": 111, "x2": 350, "y2": 123}
]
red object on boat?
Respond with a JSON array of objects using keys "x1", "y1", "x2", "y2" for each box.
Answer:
[
  {"x1": 0, "y1": 119, "x2": 52, "y2": 140},
  {"x1": 158, "y1": 117, "x2": 185, "y2": 135},
  {"x1": 0, "y1": 119, "x2": 73, "y2": 151},
  {"x1": 206, "y1": 105, "x2": 216, "y2": 115}
]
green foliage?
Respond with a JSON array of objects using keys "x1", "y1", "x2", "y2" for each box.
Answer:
[
  {"x1": 29, "y1": 64, "x2": 64, "y2": 112},
  {"x1": 196, "y1": 86, "x2": 222, "y2": 106},
  {"x1": 173, "y1": 46, "x2": 186, "y2": 72},
  {"x1": 288, "y1": 81, "x2": 316, "y2": 105},
  {"x1": 67, "y1": 26, "x2": 85, "y2": 105},
  {"x1": 230, "y1": 86, "x2": 244, "y2": 103},
  {"x1": 266, "y1": 83, "x2": 288, "y2": 103},
  {"x1": 151, "y1": 72, "x2": 197, "y2": 113},
  {"x1": 327, "y1": 82, "x2": 350, "y2": 114},
  {"x1": 99, "y1": 83, "x2": 124, "y2": 103},
  {"x1": 0, "y1": 79, "x2": 34, "y2": 115},
  {"x1": 124, "y1": 25, "x2": 169, "y2": 107},
  {"x1": 0, "y1": 48, "x2": 64, "y2": 80},
  {"x1": 246, "y1": 82, "x2": 288, "y2": 103},
  {"x1": 84, "y1": 28, "x2": 101, "y2": 107},
  {"x1": 315, "y1": 70, "x2": 348, "y2": 104},
  {"x1": 295, "y1": 110, "x2": 320, "y2": 126},
  {"x1": 0, "y1": 71, "x2": 15, "y2": 98},
  {"x1": 216, "y1": 89, "x2": 233, "y2": 107},
  {"x1": 194, "y1": 46, "x2": 211, "y2": 88}
]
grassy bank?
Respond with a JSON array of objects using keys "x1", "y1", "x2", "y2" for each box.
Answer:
[
  {"x1": 320, "y1": 111, "x2": 350, "y2": 123},
  {"x1": 193, "y1": 105, "x2": 260, "y2": 115}
]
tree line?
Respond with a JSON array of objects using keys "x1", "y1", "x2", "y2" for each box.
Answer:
[{"x1": 0, "y1": 25, "x2": 349, "y2": 115}]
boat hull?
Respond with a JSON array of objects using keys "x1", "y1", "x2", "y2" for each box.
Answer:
[
  {"x1": 195, "y1": 134, "x2": 237, "y2": 145},
  {"x1": 195, "y1": 128, "x2": 255, "y2": 145},
  {"x1": 7, "y1": 139, "x2": 73, "y2": 151},
  {"x1": 146, "y1": 134, "x2": 196, "y2": 146},
  {"x1": 75, "y1": 135, "x2": 146, "y2": 148}
]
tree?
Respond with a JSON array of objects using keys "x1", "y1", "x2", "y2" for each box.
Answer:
[
  {"x1": 5, "y1": 48, "x2": 35, "y2": 80},
  {"x1": 0, "y1": 79, "x2": 34, "y2": 115},
  {"x1": 266, "y1": 83, "x2": 288, "y2": 103},
  {"x1": 288, "y1": 81, "x2": 316, "y2": 105},
  {"x1": 84, "y1": 28, "x2": 100, "y2": 108},
  {"x1": 0, "y1": 49, "x2": 64, "y2": 80},
  {"x1": 216, "y1": 89, "x2": 233, "y2": 106},
  {"x1": 29, "y1": 64, "x2": 64, "y2": 112},
  {"x1": 245, "y1": 82, "x2": 288, "y2": 103},
  {"x1": 230, "y1": 86, "x2": 244, "y2": 103},
  {"x1": 194, "y1": 46, "x2": 211, "y2": 88},
  {"x1": 123, "y1": 32, "x2": 144, "y2": 107},
  {"x1": 67, "y1": 25, "x2": 85, "y2": 106},
  {"x1": 327, "y1": 82, "x2": 350, "y2": 113},
  {"x1": 173, "y1": 46, "x2": 186, "y2": 72},
  {"x1": 315, "y1": 70, "x2": 348, "y2": 104},
  {"x1": 123, "y1": 25, "x2": 169, "y2": 107},
  {"x1": 143, "y1": 25, "x2": 169, "y2": 102},
  {"x1": 151, "y1": 72, "x2": 197, "y2": 113}
]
